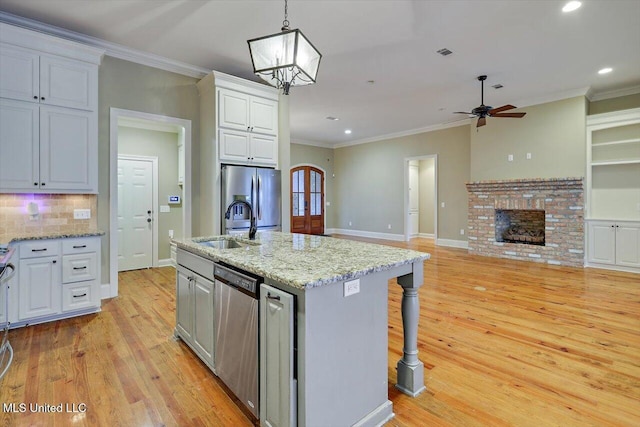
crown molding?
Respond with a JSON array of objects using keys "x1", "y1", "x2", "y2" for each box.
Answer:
[
  {"x1": 333, "y1": 119, "x2": 471, "y2": 149},
  {"x1": 589, "y1": 85, "x2": 640, "y2": 102},
  {"x1": 0, "y1": 11, "x2": 209, "y2": 79},
  {"x1": 291, "y1": 138, "x2": 335, "y2": 148},
  {"x1": 514, "y1": 86, "x2": 591, "y2": 109}
]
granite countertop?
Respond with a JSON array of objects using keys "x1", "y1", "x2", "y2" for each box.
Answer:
[
  {"x1": 173, "y1": 231, "x2": 430, "y2": 290},
  {"x1": 5, "y1": 230, "x2": 105, "y2": 245}
]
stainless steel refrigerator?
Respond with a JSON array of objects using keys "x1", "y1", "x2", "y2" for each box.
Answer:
[{"x1": 221, "y1": 165, "x2": 281, "y2": 235}]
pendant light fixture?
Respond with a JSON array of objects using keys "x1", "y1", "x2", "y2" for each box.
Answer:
[{"x1": 247, "y1": 0, "x2": 322, "y2": 95}]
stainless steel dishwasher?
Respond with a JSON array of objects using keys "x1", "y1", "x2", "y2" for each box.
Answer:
[{"x1": 214, "y1": 262, "x2": 262, "y2": 418}]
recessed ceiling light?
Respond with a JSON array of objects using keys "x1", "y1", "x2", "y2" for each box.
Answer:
[
  {"x1": 344, "y1": 129, "x2": 352, "y2": 135},
  {"x1": 562, "y1": 1, "x2": 581, "y2": 13},
  {"x1": 326, "y1": 116, "x2": 339, "y2": 121},
  {"x1": 598, "y1": 67, "x2": 613, "y2": 75}
]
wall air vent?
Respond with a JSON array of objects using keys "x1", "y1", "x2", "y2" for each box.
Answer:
[
  {"x1": 492, "y1": 84, "x2": 504, "y2": 89},
  {"x1": 436, "y1": 48, "x2": 453, "y2": 56},
  {"x1": 326, "y1": 116, "x2": 339, "y2": 121}
]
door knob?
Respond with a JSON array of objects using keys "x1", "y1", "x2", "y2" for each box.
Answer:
[
  {"x1": 147, "y1": 210, "x2": 152, "y2": 214},
  {"x1": 147, "y1": 218, "x2": 152, "y2": 223}
]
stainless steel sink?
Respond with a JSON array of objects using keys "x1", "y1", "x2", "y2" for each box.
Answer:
[{"x1": 197, "y1": 239, "x2": 245, "y2": 249}]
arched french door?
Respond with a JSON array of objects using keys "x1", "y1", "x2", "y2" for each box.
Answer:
[{"x1": 290, "y1": 166, "x2": 324, "y2": 235}]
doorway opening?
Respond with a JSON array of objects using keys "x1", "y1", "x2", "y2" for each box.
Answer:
[
  {"x1": 290, "y1": 165, "x2": 325, "y2": 235},
  {"x1": 109, "y1": 108, "x2": 192, "y2": 298},
  {"x1": 404, "y1": 155, "x2": 437, "y2": 242}
]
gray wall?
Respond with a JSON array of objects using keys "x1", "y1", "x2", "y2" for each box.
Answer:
[
  {"x1": 290, "y1": 143, "x2": 335, "y2": 229},
  {"x1": 333, "y1": 125, "x2": 470, "y2": 240},
  {"x1": 589, "y1": 93, "x2": 640, "y2": 115},
  {"x1": 470, "y1": 96, "x2": 587, "y2": 181},
  {"x1": 98, "y1": 56, "x2": 200, "y2": 283},
  {"x1": 118, "y1": 126, "x2": 184, "y2": 260},
  {"x1": 419, "y1": 158, "x2": 435, "y2": 235}
]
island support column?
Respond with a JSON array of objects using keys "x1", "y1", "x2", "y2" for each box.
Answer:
[{"x1": 395, "y1": 261, "x2": 426, "y2": 397}]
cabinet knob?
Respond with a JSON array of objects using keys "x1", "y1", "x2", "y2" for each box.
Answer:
[
  {"x1": 52, "y1": 260, "x2": 57, "y2": 264},
  {"x1": 33, "y1": 96, "x2": 38, "y2": 100},
  {"x1": 41, "y1": 182, "x2": 46, "y2": 186},
  {"x1": 41, "y1": 97, "x2": 45, "y2": 100},
  {"x1": 34, "y1": 182, "x2": 38, "y2": 186}
]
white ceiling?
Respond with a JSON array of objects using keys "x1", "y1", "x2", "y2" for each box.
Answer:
[{"x1": 1, "y1": 1, "x2": 639, "y2": 146}]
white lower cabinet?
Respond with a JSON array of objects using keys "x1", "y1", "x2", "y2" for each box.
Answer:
[
  {"x1": 175, "y1": 251, "x2": 214, "y2": 368},
  {"x1": 12, "y1": 236, "x2": 101, "y2": 326},
  {"x1": 260, "y1": 283, "x2": 296, "y2": 427},
  {"x1": 587, "y1": 220, "x2": 640, "y2": 271}
]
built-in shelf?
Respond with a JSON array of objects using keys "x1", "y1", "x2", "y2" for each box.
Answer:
[
  {"x1": 591, "y1": 159, "x2": 640, "y2": 166},
  {"x1": 591, "y1": 138, "x2": 640, "y2": 147}
]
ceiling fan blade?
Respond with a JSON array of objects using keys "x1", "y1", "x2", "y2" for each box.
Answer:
[
  {"x1": 453, "y1": 111, "x2": 474, "y2": 115},
  {"x1": 489, "y1": 104, "x2": 516, "y2": 115},
  {"x1": 477, "y1": 117, "x2": 486, "y2": 127},
  {"x1": 492, "y1": 112, "x2": 527, "y2": 118}
]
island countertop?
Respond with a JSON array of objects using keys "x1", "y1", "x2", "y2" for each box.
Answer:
[{"x1": 173, "y1": 231, "x2": 429, "y2": 290}]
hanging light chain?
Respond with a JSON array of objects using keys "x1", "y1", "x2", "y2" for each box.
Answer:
[{"x1": 282, "y1": 0, "x2": 290, "y2": 30}]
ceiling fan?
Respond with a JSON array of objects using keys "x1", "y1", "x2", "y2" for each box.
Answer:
[{"x1": 455, "y1": 75, "x2": 526, "y2": 128}]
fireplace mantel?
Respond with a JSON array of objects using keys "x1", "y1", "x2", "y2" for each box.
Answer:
[{"x1": 466, "y1": 177, "x2": 584, "y2": 267}]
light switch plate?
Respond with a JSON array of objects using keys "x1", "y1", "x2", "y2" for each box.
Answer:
[
  {"x1": 73, "y1": 209, "x2": 91, "y2": 220},
  {"x1": 160, "y1": 205, "x2": 170, "y2": 213}
]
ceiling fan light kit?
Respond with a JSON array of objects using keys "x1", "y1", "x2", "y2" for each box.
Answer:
[
  {"x1": 247, "y1": 0, "x2": 322, "y2": 95},
  {"x1": 454, "y1": 75, "x2": 527, "y2": 128}
]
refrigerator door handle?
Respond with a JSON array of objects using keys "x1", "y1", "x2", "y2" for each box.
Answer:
[
  {"x1": 251, "y1": 174, "x2": 256, "y2": 219},
  {"x1": 257, "y1": 176, "x2": 262, "y2": 220}
]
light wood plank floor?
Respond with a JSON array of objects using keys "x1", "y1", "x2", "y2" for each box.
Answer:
[{"x1": 1, "y1": 237, "x2": 639, "y2": 426}]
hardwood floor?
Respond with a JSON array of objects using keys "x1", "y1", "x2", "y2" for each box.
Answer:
[{"x1": 1, "y1": 237, "x2": 639, "y2": 426}]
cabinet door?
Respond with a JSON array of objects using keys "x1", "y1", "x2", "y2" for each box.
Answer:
[
  {"x1": 40, "y1": 105, "x2": 97, "y2": 192},
  {"x1": 39, "y1": 55, "x2": 96, "y2": 111},
  {"x1": 219, "y1": 128, "x2": 251, "y2": 163},
  {"x1": 0, "y1": 99, "x2": 39, "y2": 191},
  {"x1": 19, "y1": 256, "x2": 61, "y2": 320},
  {"x1": 250, "y1": 97, "x2": 278, "y2": 135},
  {"x1": 250, "y1": 134, "x2": 278, "y2": 165},
  {"x1": 587, "y1": 222, "x2": 616, "y2": 265},
  {"x1": 176, "y1": 267, "x2": 193, "y2": 342},
  {"x1": 616, "y1": 223, "x2": 640, "y2": 268},
  {"x1": 219, "y1": 89, "x2": 250, "y2": 131},
  {"x1": 260, "y1": 284, "x2": 296, "y2": 427},
  {"x1": 0, "y1": 44, "x2": 39, "y2": 102},
  {"x1": 192, "y1": 275, "x2": 214, "y2": 365}
]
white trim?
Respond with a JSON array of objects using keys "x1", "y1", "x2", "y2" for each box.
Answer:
[
  {"x1": 585, "y1": 263, "x2": 639, "y2": 274},
  {"x1": 158, "y1": 259, "x2": 175, "y2": 268},
  {"x1": 436, "y1": 238, "x2": 469, "y2": 249},
  {"x1": 290, "y1": 163, "x2": 328, "y2": 233},
  {"x1": 100, "y1": 283, "x2": 111, "y2": 300},
  {"x1": 118, "y1": 154, "x2": 159, "y2": 269},
  {"x1": 291, "y1": 139, "x2": 335, "y2": 148},
  {"x1": 213, "y1": 70, "x2": 279, "y2": 100},
  {"x1": 334, "y1": 120, "x2": 470, "y2": 149},
  {"x1": 0, "y1": 11, "x2": 208, "y2": 78},
  {"x1": 417, "y1": 233, "x2": 435, "y2": 239},
  {"x1": 403, "y1": 155, "x2": 438, "y2": 243},
  {"x1": 327, "y1": 228, "x2": 405, "y2": 242},
  {"x1": 514, "y1": 86, "x2": 591, "y2": 109},
  {"x1": 586, "y1": 107, "x2": 640, "y2": 126},
  {"x1": 109, "y1": 108, "x2": 193, "y2": 298},
  {"x1": 118, "y1": 117, "x2": 182, "y2": 134},
  {"x1": 589, "y1": 85, "x2": 640, "y2": 102}
]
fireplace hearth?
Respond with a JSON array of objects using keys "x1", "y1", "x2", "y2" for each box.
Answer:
[{"x1": 466, "y1": 178, "x2": 584, "y2": 267}]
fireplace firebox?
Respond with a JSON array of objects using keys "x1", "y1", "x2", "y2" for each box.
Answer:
[{"x1": 495, "y1": 209, "x2": 545, "y2": 245}]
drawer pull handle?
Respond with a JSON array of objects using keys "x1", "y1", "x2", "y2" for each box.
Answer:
[
  {"x1": 73, "y1": 266, "x2": 87, "y2": 270},
  {"x1": 73, "y1": 293, "x2": 87, "y2": 298},
  {"x1": 72, "y1": 245, "x2": 87, "y2": 249},
  {"x1": 267, "y1": 293, "x2": 281, "y2": 301},
  {"x1": 31, "y1": 248, "x2": 47, "y2": 252}
]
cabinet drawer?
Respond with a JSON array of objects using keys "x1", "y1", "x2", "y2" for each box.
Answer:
[
  {"x1": 20, "y1": 240, "x2": 60, "y2": 259},
  {"x1": 177, "y1": 249, "x2": 214, "y2": 279},
  {"x1": 62, "y1": 282, "x2": 99, "y2": 312},
  {"x1": 62, "y1": 252, "x2": 97, "y2": 283},
  {"x1": 62, "y1": 237, "x2": 99, "y2": 254}
]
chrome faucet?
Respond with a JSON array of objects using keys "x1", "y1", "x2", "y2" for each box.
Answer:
[{"x1": 225, "y1": 200, "x2": 257, "y2": 240}]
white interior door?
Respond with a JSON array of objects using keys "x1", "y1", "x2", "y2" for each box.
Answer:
[
  {"x1": 118, "y1": 157, "x2": 153, "y2": 271},
  {"x1": 408, "y1": 163, "x2": 420, "y2": 236}
]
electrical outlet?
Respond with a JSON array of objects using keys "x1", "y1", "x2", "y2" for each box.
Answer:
[
  {"x1": 388, "y1": 224, "x2": 392, "y2": 230},
  {"x1": 344, "y1": 279, "x2": 360, "y2": 297},
  {"x1": 169, "y1": 230, "x2": 174, "y2": 238},
  {"x1": 73, "y1": 209, "x2": 91, "y2": 220},
  {"x1": 349, "y1": 221, "x2": 352, "y2": 227},
  {"x1": 460, "y1": 229, "x2": 465, "y2": 235},
  {"x1": 526, "y1": 152, "x2": 532, "y2": 160},
  {"x1": 441, "y1": 202, "x2": 445, "y2": 208},
  {"x1": 508, "y1": 154, "x2": 514, "y2": 162}
]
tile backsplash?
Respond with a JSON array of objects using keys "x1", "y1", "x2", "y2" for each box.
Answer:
[{"x1": 0, "y1": 194, "x2": 98, "y2": 243}]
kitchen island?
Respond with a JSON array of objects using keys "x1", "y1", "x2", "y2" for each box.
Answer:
[{"x1": 174, "y1": 232, "x2": 429, "y2": 427}]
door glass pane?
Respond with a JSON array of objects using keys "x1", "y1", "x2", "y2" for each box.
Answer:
[
  {"x1": 293, "y1": 193, "x2": 299, "y2": 216},
  {"x1": 292, "y1": 169, "x2": 305, "y2": 217},
  {"x1": 292, "y1": 171, "x2": 299, "y2": 192}
]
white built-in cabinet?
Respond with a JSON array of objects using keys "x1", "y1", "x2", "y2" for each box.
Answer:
[
  {"x1": 586, "y1": 107, "x2": 640, "y2": 273},
  {"x1": 175, "y1": 249, "x2": 215, "y2": 368},
  {"x1": 0, "y1": 23, "x2": 103, "y2": 194},
  {"x1": 215, "y1": 77, "x2": 279, "y2": 166},
  {"x1": 9, "y1": 236, "x2": 101, "y2": 327}
]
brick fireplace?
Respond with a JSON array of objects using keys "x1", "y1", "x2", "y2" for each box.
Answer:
[{"x1": 466, "y1": 178, "x2": 584, "y2": 267}]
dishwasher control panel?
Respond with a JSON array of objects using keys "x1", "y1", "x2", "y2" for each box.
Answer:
[{"x1": 214, "y1": 263, "x2": 262, "y2": 296}]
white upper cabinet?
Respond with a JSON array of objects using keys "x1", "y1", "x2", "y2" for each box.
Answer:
[
  {"x1": 249, "y1": 96, "x2": 278, "y2": 136},
  {"x1": 0, "y1": 23, "x2": 103, "y2": 194},
  {"x1": 218, "y1": 88, "x2": 278, "y2": 136}
]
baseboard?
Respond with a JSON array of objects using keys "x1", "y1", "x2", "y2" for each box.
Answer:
[
  {"x1": 158, "y1": 258, "x2": 175, "y2": 268},
  {"x1": 436, "y1": 238, "x2": 469, "y2": 249},
  {"x1": 418, "y1": 233, "x2": 434, "y2": 239},
  {"x1": 326, "y1": 228, "x2": 405, "y2": 242},
  {"x1": 100, "y1": 283, "x2": 112, "y2": 300},
  {"x1": 585, "y1": 262, "x2": 639, "y2": 274}
]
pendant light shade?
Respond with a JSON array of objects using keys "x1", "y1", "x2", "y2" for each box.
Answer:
[{"x1": 247, "y1": 0, "x2": 321, "y2": 95}]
